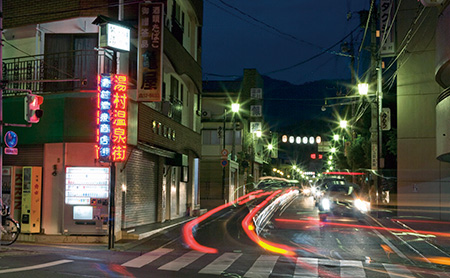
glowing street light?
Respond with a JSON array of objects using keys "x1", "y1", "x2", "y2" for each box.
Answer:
[
  {"x1": 339, "y1": 120, "x2": 348, "y2": 129},
  {"x1": 231, "y1": 103, "x2": 240, "y2": 113},
  {"x1": 333, "y1": 134, "x2": 340, "y2": 141},
  {"x1": 267, "y1": 144, "x2": 273, "y2": 150},
  {"x1": 358, "y1": 83, "x2": 369, "y2": 96}
]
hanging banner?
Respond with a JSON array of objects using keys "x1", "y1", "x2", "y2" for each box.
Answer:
[{"x1": 137, "y1": 2, "x2": 164, "y2": 102}]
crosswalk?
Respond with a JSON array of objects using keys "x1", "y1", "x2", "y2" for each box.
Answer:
[{"x1": 121, "y1": 248, "x2": 432, "y2": 277}]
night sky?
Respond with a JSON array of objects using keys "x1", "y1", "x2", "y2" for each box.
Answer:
[{"x1": 202, "y1": 0, "x2": 370, "y2": 85}]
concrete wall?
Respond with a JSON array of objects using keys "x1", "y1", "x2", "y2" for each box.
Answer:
[{"x1": 397, "y1": 2, "x2": 450, "y2": 219}]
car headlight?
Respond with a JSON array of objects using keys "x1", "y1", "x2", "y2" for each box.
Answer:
[
  {"x1": 302, "y1": 188, "x2": 311, "y2": 195},
  {"x1": 354, "y1": 198, "x2": 370, "y2": 212},
  {"x1": 321, "y1": 198, "x2": 331, "y2": 211}
]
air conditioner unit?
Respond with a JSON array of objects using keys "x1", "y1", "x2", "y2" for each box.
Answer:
[
  {"x1": 420, "y1": 0, "x2": 443, "y2": 6},
  {"x1": 201, "y1": 110, "x2": 211, "y2": 118}
]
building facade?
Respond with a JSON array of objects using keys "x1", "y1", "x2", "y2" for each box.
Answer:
[
  {"x1": 200, "y1": 69, "x2": 276, "y2": 209},
  {"x1": 2, "y1": 0, "x2": 203, "y2": 240},
  {"x1": 396, "y1": 1, "x2": 450, "y2": 219}
]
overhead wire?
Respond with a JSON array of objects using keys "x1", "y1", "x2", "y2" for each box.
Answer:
[
  {"x1": 204, "y1": 0, "x2": 285, "y2": 42},
  {"x1": 383, "y1": 5, "x2": 428, "y2": 73},
  {"x1": 3, "y1": 0, "x2": 143, "y2": 21},
  {"x1": 264, "y1": 25, "x2": 361, "y2": 76},
  {"x1": 215, "y1": 0, "x2": 351, "y2": 58}
]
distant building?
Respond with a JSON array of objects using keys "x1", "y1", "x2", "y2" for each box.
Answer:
[{"x1": 200, "y1": 69, "x2": 277, "y2": 208}]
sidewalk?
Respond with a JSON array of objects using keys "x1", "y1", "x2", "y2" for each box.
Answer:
[{"x1": 14, "y1": 216, "x2": 195, "y2": 249}]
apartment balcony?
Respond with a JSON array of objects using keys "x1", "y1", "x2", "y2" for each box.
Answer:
[{"x1": 2, "y1": 50, "x2": 113, "y2": 96}]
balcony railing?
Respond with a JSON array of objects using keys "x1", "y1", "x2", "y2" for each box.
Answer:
[{"x1": 2, "y1": 50, "x2": 113, "y2": 96}]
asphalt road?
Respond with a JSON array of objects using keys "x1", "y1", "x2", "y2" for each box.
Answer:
[{"x1": 1, "y1": 192, "x2": 450, "y2": 277}]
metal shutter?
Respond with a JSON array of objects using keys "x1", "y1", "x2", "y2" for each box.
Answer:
[
  {"x1": 125, "y1": 149, "x2": 158, "y2": 228},
  {"x1": 3, "y1": 145, "x2": 44, "y2": 166}
]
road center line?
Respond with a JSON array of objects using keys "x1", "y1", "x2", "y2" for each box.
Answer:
[{"x1": 0, "y1": 259, "x2": 73, "y2": 274}]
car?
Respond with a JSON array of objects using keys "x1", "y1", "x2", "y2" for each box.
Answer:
[
  {"x1": 254, "y1": 176, "x2": 300, "y2": 190},
  {"x1": 317, "y1": 180, "x2": 370, "y2": 222},
  {"x1": 312, "y1": 178, "x2": 346, "y2": 205}
]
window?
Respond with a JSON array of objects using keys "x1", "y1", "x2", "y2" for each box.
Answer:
[
  {"x1": 225, "y1": 130, "x2": 241, "y2": 145},
  {"x1": 170, "y1": 76, "x2": 179, "y2": 101},
  {"x1": 202, "y1": 130, "x2": 220, "y2": 145},
  {"x1": 180, "y1": 83, "x2": 184, "y2": 104}
]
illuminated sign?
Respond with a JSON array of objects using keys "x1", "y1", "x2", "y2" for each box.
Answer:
[
  {"x1": 97, "y1": 74, "x2": 128, "y2": 162},
  {"x1": 137, "y1": 2, "x2": 164, "y2": 102},
  {"x1": 106, "y1": 23, "x2": 130, "y2": 51},
  {"x1": 65, "y1": 167, "x2": 110, "y2": 205}
]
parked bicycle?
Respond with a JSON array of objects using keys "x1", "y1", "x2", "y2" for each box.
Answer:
[{"x1": 1, "y1": 204, "x2": 20, "y2": 245}]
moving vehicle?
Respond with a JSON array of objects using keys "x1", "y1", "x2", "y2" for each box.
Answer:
[{"x1": 317, "y1": 180, "x2": 370, "y2": 222}]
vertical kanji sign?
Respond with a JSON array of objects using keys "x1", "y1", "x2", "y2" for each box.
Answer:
[
  {"x1": 137, "y1": 2, "x2": 164, "y2": 102},
  {"x1": 97, "y1": 74, "x2": 128, "y2": 162}
]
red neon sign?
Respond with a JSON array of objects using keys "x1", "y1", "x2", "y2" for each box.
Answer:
[
  {"x1": 96, "y1": 74, "x2": 128, "y2": 162},
  {"x1": 111, "y1": 75, "x2": 128, "y2": 162}
]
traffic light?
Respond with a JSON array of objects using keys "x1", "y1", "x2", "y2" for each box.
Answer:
[{"x1": 24, "y1": 94, "x2": 44, "y2": 123}]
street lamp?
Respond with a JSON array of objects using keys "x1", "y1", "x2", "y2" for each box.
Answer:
[
  {"x1": 358, "y1": 83, "x2": 369, "y2": 96},
  {"x1": 231, "y1": 103, "x2": 240, "y2": 160},
  {"x1": 231, "y1": 103, "x2": 240, "y2": 113},
  {"x1": 339, "y1": 120, "x2": 348, "y2": 129}
]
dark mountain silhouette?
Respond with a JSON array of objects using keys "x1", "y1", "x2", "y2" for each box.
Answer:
[{"x1": 262, "y1": 75, "x2": 351, "y2": 132}]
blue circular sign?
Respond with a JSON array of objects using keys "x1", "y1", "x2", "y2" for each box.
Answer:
[{"x1": 4, "y1": 131, "x2": 18, "y2": 148}]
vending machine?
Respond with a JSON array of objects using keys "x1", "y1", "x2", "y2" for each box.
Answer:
[
  {"x1": 64, "y1": 167, "x2": 110, "y2": 235},
  {"x1": 21, "y1": 166, "x2": 42, "y2": 233},
  {"x1": 2, "y1": 166, "x2": 23, "y2": 222}
]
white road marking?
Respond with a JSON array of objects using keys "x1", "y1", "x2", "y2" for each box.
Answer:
[
  {"x1": 198, "y1": 252, "x2": 242, "y2": 275},
  {"x1": 158, "y1": 250, "x2": 205, "y2": 271},
  {"x1": 244, "y1": 255, "x2": 279, "y2": 278},
  {"x1": 368, "y1": 215, "x2": 410, "y2": 261},
  {"x1": 121, "y1": 248, "x2": 173, "y2": 268},
  {"x1": 0, "y1": 259, "x2": 73, "y2": 274},
  {"x1": 383, "y1": 263, "x2": 415, "y2": 278},
  {"x1": 138, "y1": 218, "x2": 192, "y2": 240},
  {"x1": 294, "y1": 257, "x2": 318, "y2": 277},
  {"x1": 340, "y1": 260, "x2": 366, "y2": 278}
]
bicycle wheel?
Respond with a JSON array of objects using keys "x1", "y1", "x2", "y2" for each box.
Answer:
[{"x1": 1, "y1": 218, "x2": 20, "y2": 246}]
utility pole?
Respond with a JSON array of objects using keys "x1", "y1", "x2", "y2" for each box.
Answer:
[
  {"x1": 222, "y1": 109, "x2": 226, "y2": 201},
  {"x1": 0, "y1": 0, "x2": 4, "y2": 242},
  {"x1": 369, "y1": 0, "x2": 382, "y2": 208}
]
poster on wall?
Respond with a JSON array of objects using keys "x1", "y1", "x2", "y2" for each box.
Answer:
[{"x1": 137, "y1": 2, "x2": 164, "y2": 102}]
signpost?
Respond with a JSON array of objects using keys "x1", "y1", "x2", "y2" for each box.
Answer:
[{"x1": 4, "y1": 131, "x2": 18, "y2": 155}]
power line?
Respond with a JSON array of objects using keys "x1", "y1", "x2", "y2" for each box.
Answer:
[
  {"x1": 3, "y1": 0, "x2": 142, "y2": 21},
  {"x1": 265, "y1": 25, "x2": 361, "y2": 75},
  {"x1": 214, "y1": 0, "x2": 352, "y2": 58}
]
